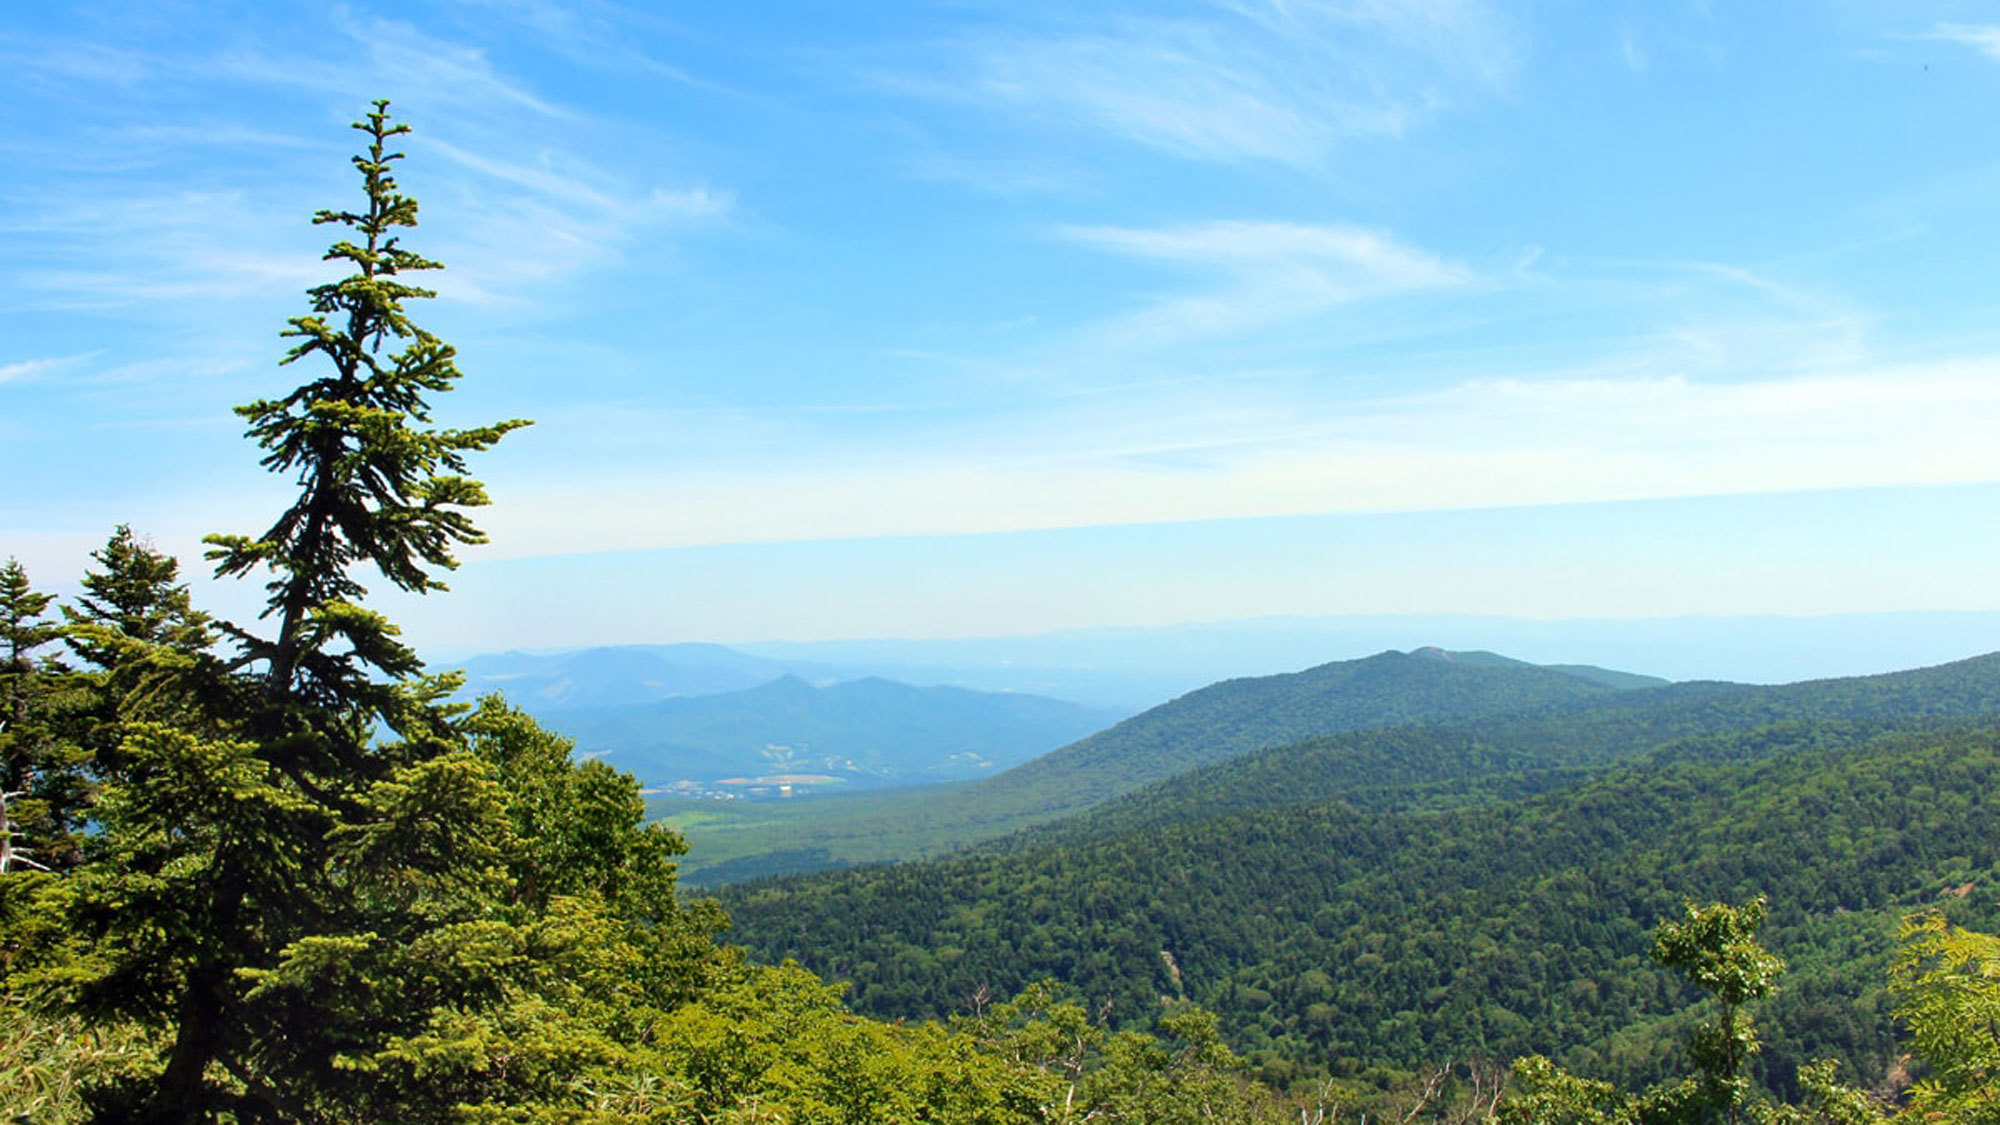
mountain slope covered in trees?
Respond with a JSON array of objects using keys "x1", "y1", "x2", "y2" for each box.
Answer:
[
  {"x1": 959, "y1": 649, "x2": 1627, "y2": 813},
  {"x1": 721, "y1": 687, "x2": 2000, "y2": 1099},
  {"x1": 1003, "y1": 652, "x2": 2000, "y2": 851},
  {"x1": 671, "y1": 649, "x2": 1649, "y2": 882}
]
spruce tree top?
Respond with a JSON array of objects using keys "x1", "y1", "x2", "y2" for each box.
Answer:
[{"x1": 206, "y1": 101, "x2": 528, "y2": 707}]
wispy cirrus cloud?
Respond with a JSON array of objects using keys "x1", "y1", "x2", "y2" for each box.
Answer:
[
  {"x1": 1064, "y1": 220, "x2": 1469, "y2": 282},
  {"x1": 5, "y1": 189, "x2": 324, "y2": 308},
  {"x1": 424, "y1": 137, "x2": 732, "y2": 223},
  {"x1": 443, "y1": 0, "x2": 735, "y2": 95},
  {"x1": 418, "y1": 136, "x2": 734, "y2": 303},
  {"x1": 1932, "y1": 23, "x2": 2000, "y2": 59},
  {"x1": 206, "y1": 12, "x2": 570, "y2": 121},
  {"x1": 0, "y1": 356, "x2": 81, "y2": 385},
  {"x1": 884, "y1": 0, "x2": 1519, "y2": 167},
  {"x1": 0, "y1": 6, "x2": 730, "y2": 325},
  {"x1": 900, "y1": 151, "x2": 1094, "y2": 197},
  {"x1": 1059, "y1": 219, "x2": 1475, "y2": 344}
]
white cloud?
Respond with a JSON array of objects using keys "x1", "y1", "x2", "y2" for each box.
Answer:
[
  {"x1": 208, "y1": 13, "x2": 569, "y2": 122},
  {"x1": 0, "y1": 8, "x2": 732, "y2": 326},
  {"x1": 1619, "y1": 29, "x2": 1648, "y2": 73},
  {"x1": 426, "y1": 138, "x2": 625, "y2": 212},
  {"x1": 425, "y1": 138, "x2": 732, "y2": 222},
  {"x1": 1933, "y1": 23, "x2": 2000, "y2": 60},
  {"x1": 469, "y1": 356, "x2": 2000, "y2": 558},
  {"x1": 1065, "y1": 220, "x2": 1468, "y2": 282},
  {"x1": 0, "y1": 40, "x2": 158, "y2": 89},
  {"x1": 901, "y1": 152, "x2": 1093, "y2": 196},
  {"x1": 1059, "y1": 220, "x2": 1475, "y2": 344},
  {"x1": 5, "y1": 190, "x2": 323, "y2": 309},
  {"x1": 443, "y1": 0, "x2": 732, "y2": 95},
  {"x1": 893, "y1": 0, "x2": 1519, "y2": 167},
  {"x1": 0, "y1": 357, "x2": 78, "y2": 384},
  {"x1": 26, "y1": 352, "x2": 1998, "y2": 630},
  {"x1": 412, "y1": 137, "x2": 732, "y2": 304}
]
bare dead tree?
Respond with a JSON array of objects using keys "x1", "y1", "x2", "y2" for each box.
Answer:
[
  {"x1": 0, "y1": 722, "x2": 44, "y2": 873},
  {"x1": 1296, "y1": 1077, "x2": 1347, "y2": 1125},
  {"x1": 1445, "y1": 1058, "x2": 1508, "y2": 1124},
  {"x1": 1398, "y1": 1066, "x2": 1450, "y2": 1123}
]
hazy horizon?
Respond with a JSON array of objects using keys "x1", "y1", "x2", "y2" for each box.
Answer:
[{"x1": 435, "y1": 607, "x2": 2000, "y2": 711}]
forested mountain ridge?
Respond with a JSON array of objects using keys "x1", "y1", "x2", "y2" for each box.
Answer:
[
  {"x1": 672, "y1": 648, "x2": 1648, "y2": 882},
  {"x1": 974, "y1": 649, "x2": 1631, "y2": 810},
  {"x1": 1007, "y1": 651, "x2": 2000, "y2": 850},
  {"x1": 1402, "y1": 646, "x2": 1669, "y2": 690},
  {"x1": 681, "y1": 650, "x2": 2000, "y2": 883},
  {"x1": 543, "y1": 674, "x2": 1119, "y2": 790},
  {"x1": 721, "y1": 718, "x2": 2000, "y2": 1101}
]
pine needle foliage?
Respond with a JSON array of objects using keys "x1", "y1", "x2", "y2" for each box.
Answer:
[
  {"x1": 42, "y1": 102, "x2": 559, "y2": 1122},
  {"x1": 0, "y1": 560, "x2": 88, "y2": 876},
  {"x1": 204, "y1": 99, "x2": 528, "y2": 710}
]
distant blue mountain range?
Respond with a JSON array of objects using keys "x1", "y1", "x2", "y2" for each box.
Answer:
[
  {"x1": 449, "y1": 611, "x2": 2000, "y2": 794},
  {"x1": 453, "y1": 647, "x2": 1120, "y2": 792},
  {"x1": 539, "y1": 675, "x2": 1121, "y2": 792},
  {"x1": 453, "y1": 611, "x2": 2000, "y2": 714}
]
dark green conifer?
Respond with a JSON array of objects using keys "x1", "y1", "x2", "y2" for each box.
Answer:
[
  {"x1": 64, "y1": 525, "x2": 213, "y2": 674},
  {"x1": 62, "y1": 526, "x2": 218, "y2": 746},
  {"x1": 63, "y1": 101, "x2": 540, "y2": 1122},
  {"x1": 0, "y1": 559, "x2": 85, "y2": 874},
  {"x1": 205, "y1": 98, "x2": 527, "y2": 711}
]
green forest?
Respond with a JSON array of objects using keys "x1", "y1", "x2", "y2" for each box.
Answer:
[
  {"x1": 5, "y1": 105, "x2": 2000, "y2": 1124},
  {"x1": 661, "y1": 647, "x2": 2000, "y2": 885},
  {"x1": 661, "y1": 647, "x2": 1640, "y2": 883},
  {"x1": 722, "y1": 722, "x2": 2000, "y2": 1090}
]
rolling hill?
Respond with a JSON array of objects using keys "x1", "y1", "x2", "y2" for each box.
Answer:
[
  {"x1": 670, "y1": 648, "x2": 1655, "y2": 882},
  {"x1": 1006, "y1": 650, "x2": 2000, "y2": 850}
]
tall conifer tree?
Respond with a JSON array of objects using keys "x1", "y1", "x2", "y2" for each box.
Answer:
[
  {"x1": 65, "y1": 102, "x2": 536, "y2": 1122},
  {"x1": 206, "y1": 99, "x2": 528, "y2": 712},
  {"x1": 0, "y1": 559, "x2": 84, "y2": 875}
]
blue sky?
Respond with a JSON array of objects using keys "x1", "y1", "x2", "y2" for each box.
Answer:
[{"x1": 6, "y1": 0, "x2": 2000, "y2": 653}]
